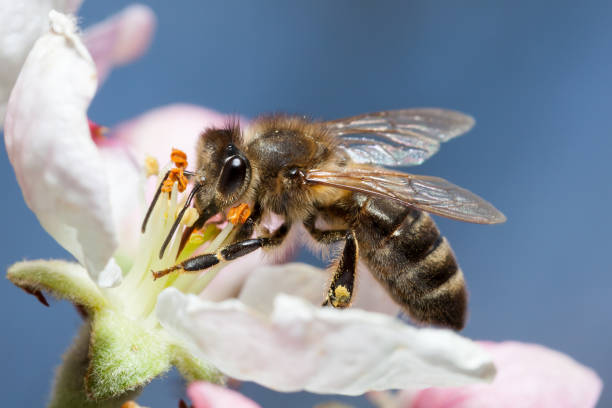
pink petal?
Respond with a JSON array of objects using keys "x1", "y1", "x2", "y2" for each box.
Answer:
[
  {"x1": 188, "y1": 382, "x2": 261, "y2": 408},
  {"x1": 82, "y1": 4, "x2": 156, "y2": 84},
  {"x1": 0, "y1": 0, "x2": 82, "y2": 125},
  {"x1": 406, "y1": 341, "x2": 602, "y2": 408},
  {"x1": 111, "y1": 104, "x2": 232, "y2": 170},
  {"x1": 4, "y1": 11, "x2": 121, "y2": 287},
  {"x1": 351, "y1": 262, "x2": 401, "y2": 316}
]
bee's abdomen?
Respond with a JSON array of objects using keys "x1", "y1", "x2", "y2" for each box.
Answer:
[{"x1": 354, "y1": 196, "x2": 467, "y2": 330}]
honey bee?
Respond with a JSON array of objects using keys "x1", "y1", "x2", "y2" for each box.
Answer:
[{"x1": 143, "y1": 108, "x2": 505, "y2": 330}]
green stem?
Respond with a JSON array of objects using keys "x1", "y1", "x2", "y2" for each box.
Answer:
[{"x1": 48, "y1": 322, "x2": 141, "y2": 408}]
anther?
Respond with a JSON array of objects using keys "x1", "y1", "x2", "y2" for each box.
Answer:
[
  {"x1": 162, "y1": 168, "x2": 189, "y2": 193},
  {"x1": 170, "y1": 148, "x2": 188, "y2": 168},
  {"x1": 181, "y1": 207, "x2": 199, "y2": 227},
  {"x1": 144, "y1": 156, "x2": 159, "y2": 177},
  {"x1": 227, "y1": 203, "x2": 251, "y2": 225}
]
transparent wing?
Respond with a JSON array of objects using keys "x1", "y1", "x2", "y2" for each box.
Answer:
[
  {"x1": 306, "y1": 167, "x2": 505, "y2": 224},
  {"x1": 323, "y1": 108, "x2": 475, "y2": 166}
]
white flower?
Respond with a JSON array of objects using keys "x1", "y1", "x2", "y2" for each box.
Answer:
[
  {"x1": 0, "y1": 0, "x2": 81, "y2": 125},
  {"x1": 5, "y1": 9, "x2": 495, "y2": 400},
  {"x1": 158, "y1": 286, "x2": 495, "y2": 395}
]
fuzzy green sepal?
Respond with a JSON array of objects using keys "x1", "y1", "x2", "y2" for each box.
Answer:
[
  {"x1": 171, "y1": 344, "x2": 224, "y2": 384},
  {"x1": 85, "y1": 308, "x2": 221, "y2": 399},
  {"x1": 7, "y1": 260, "x2": 106, "y2": 311},
  {"x1": 85, "y1": 308, "x2": 171, "y2": 399},
  {"x1": 48, "y1": 323, "x2": 140, "y2": 408}
]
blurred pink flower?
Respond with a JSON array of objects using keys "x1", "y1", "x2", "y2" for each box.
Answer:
[
  {"x1": 390, "y1": 341, "x2": 602, "y2": 408},
  {"x1": 188, "y1": 382, "x2": 261, "y2": 408}
]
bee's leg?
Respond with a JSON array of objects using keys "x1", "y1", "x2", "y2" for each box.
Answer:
[
  {"x1": 176, "y1": 202, "x2": 263, "y2": 258},
  {"x1": 176, "y1": 213, "x2": 207, "y2": 258},
  {"x1": 303, "y1": 215, "x2": 357, "y2": 308},
  {"x1": 234, "y1": 202, "x2": 263, "y2": 241},
  {"x1": 323, "y1": 230, "x2": 358, "y2": 308},
  {"x1": 152, "y1": 221, "x2": 289, "y2": 280}
]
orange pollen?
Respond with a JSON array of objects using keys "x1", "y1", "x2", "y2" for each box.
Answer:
[
  {"x1": 161, "y1": 169, "x2": 188, "y2": 193},
  {"x1": 227, "y1": 203, "x2": 251, "y2": 225},
  {"x1": 161, "y1": 148, "x2": 190, "y2": 193},
  {"x1": 170, "y1": 148, "x2": 188, "y2": 169}
]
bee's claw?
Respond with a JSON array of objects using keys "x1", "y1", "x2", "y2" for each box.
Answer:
[{"x1": 152, "y1": 265, "x2": 182, "y2": 280}]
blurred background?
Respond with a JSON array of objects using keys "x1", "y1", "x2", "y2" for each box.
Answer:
[{"x1": 2, "y1": 1, "x2": 611, "y2": 406}]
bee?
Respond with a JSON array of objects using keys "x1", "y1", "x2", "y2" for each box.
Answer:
[{"x1": 143, "y1": 108, "x2": 505, "y2": 330}]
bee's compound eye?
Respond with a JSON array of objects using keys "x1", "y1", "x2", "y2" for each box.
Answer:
[{"x1": 218, "y1": 155, "x2": 247, "y2": 196}]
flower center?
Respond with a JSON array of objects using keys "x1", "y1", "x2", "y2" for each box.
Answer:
[{"x1": 107, "y1": 150, "x2": 238, "y2": 326}]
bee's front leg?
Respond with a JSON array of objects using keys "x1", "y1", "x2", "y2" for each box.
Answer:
[{"x1": 152, "y1": 222, "x2": 289, "y2": 280}]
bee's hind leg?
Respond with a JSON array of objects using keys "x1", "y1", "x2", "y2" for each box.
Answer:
[
  {"x1": 323, "y1": 230, "x2": 358, "y2": 308},
  {"x1": 303, "y1": 215, "x2": 358, "y2": 308}
]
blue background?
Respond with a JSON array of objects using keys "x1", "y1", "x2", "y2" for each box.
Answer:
[{"x1": 2, "y1": 1, "x2": 611, "y2": 407}]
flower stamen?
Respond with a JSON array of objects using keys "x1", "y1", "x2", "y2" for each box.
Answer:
[
  {"x1": 162, "y1": 148, "x2": 190, "y2": 193},
  {"x1": 181, "y1": 207, "x2": 199, "y2": 227},
  {"x1": 170, "y1": 148, "x2": 188, "y2": 168},
  {"x1": 144, "y1": 156, "x2": 159, "y2": 177},
  {"x1": 162, "y1": 168, "x2": 188, "y2": 193}
]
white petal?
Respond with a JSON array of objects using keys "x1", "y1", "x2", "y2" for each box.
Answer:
[
  {"x1": 4, "y1": 11, "x2": 119, "y2": 287},
  {"x1": 98, "y1": 145, "x2": 145, "y2": 258},
  {"x1": 199, "y1": 250, "x2": 270, "y2": 302},
  {"x1": 0, "y1": 0, "x2": 81, "y2": 125},
  {"x1": 157, "y1": 288, "x2": 495, "y2": 395},
  {"x1": 97, "y1": 257, "x2": 123, "y2": 288},
  {"x1": 238, "y1": 263, "x2": 327, "y2": 313},
  {"x1": 82, "y1": 4, "x2": 156, "y2": 84},
  {"x1": 238, "y1": 262, "x2": 400, "y2": 316}
]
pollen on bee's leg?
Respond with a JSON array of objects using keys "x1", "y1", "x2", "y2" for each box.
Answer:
[
  {"x1": 331, "y1": 285, "x2": 351, "y2": 308},
  {"x1": 144, "y1": 156, "x2": 159, "y2": 177},
  {"x1": 228, "y1": 203, "x2": 251, "y2": 225}
]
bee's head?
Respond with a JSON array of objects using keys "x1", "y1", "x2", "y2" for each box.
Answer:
[{"x1": 194, "y1": 124, "x2": 252, "y2": 220}]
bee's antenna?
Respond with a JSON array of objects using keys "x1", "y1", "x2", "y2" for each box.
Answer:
[
  {"x1": 141, "y1": 170, "x2": 171, "y2": 233},
  {"x1": 158, "y1": 183, "x2": 203, "y2": 259},
  {"x1": 142, "y1": 170, "x2": 196, "y2": 233}
]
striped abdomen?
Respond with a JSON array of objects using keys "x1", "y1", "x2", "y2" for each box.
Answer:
[{"x1": 352, "y1": 195, "x2": 467, "y2": 330}]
